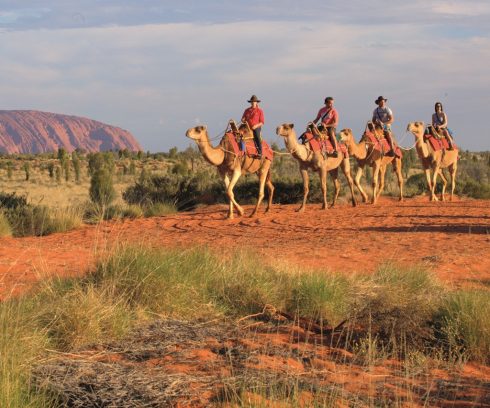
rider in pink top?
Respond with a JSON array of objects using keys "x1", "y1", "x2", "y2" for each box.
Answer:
[
  {"x1": 312, "y1": 97, "x2": 339, "y2": 157},
  {"x1": 241, "y1": 95, "x2": 264, "y2": 157}
]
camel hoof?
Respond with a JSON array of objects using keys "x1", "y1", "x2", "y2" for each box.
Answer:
[
  {"x1": 352, "y1": 201, "x2": 357, "y2": 207},
  {"x1": 236, "y1": 207, "x2": 245, "y2": 216},
  {"x1": 249, "y1": 212, "x2": 257, "y2": 218},
  {"x1": 296, "y1": 207, "x2": 305, "y2": 213}
]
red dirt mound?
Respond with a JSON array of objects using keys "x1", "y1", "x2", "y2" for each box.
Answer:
[{"x1": 1, "y1": 196, "x2": 489, "y2": 299}]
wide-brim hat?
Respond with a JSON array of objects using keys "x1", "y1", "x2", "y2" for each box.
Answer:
[
  {"x1": 375, "y1": 96, "x2": 387, "y2": 105},
  {"x1": 247, "y1": 95, "x2": 261, "y2": 103}
]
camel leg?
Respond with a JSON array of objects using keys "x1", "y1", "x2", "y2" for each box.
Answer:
[
  {"x1": 341, "y1": 159, "x2": 357, "y2": 207},
  {"x1": 354, "y1": 166, "x2": 369, "y2": 203},
  {"x1": 226, "y1": 168, "x2": 244, "y2": 218},
  {"x1": 251, "y1": 164, "x2": 269, "y2": 217},
  {"x1": 221, "y1": 170, "x2": 234, "y2": 219},
  {"x1": 265, "y1": 168, "x2": 274, "y2": 213},
  {"x1": 297, "y1": 168, "x2": 309, "y2": 212},
  {"x1": 371, "y1": 162, "x2": 381, "y2": 204},
  {"x1": 439, "y1": 169, "x2": 448, "y2": 202},
  {"x1": 376, "y1": 165, "x2": 387, "y2": 200},
  {"x1": 393, "y1": 158, "x2": 404, "y2": 202},
  {"x1": 329, "y1": 168, "x2": 339, "y2": 208},
  {"x1": 424, "y1": 169, "x2": 438, "y2": 201},
  {"x1": 430, "y1": 165, "x2": 440, "y2": 202},
  {"x1": 322, "y1": 168, "x2": 330, "y2": 209},
  {"x1": 448, "y1": 161, "x2": 457, "y2": 202}
]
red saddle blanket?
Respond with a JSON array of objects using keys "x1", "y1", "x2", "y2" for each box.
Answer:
[
  {"x1": 225, "y1": 132, "x2": 274, "y2": 161},
  {"x1": 424, "y1": 132, "x2": 457, "y2": 151},
  {"x1": 363, "y1": 131, "x2": 402, "y2": 158},
  {"x1": 302, "y1": 132, "x2": 348, "y2": 157}
]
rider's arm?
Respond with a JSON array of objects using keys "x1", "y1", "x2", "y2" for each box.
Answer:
[
  {"x1": 386, "y1": 108, "x2": 394, "y2": 125},
  {"x1": 252, "y1": 108, "x2": 264, "y2": 130},
  {"x1": 439, "y1": 113, "x2": 448, "y2": 128}
]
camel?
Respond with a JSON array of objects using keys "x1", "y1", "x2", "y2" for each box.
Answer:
[
  {"x1": 406, "y1": 121, "x2": 458, "y2": 201},
  {"x1": 339, "y1": 124, "x2": 404, "y2": 204},
  {"x1": 185, "y1": 123, "x2": 274, "y2": 219},
  {"x1": 275, "y1": 123, "x2": 357, "y2": 212}
]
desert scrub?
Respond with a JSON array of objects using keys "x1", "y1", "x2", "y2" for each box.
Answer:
[
  {"x1": 143, "y1": 201, "x2": 177, "y2": 217},
  {"x1": 0, "y1": 299, "x2": 54, "y2": 407},
  {"x1": 286, "y1": 271, "x2": 352, "y2": 327},
  {"x1": 0, "y1": 211, "x2": 12, "y2": 237},
  {"x1": 352, "y1": 263, "x2": 443, "y2": 348},
  {"x1": 90, "y1": 246, "x2": 220, "y2": 318},
  {"x1": 434, "y1": 290, "x2": 490, "y2": 363},
  {"x1": 35, "y1": 283, "x2": 133, "y2": 351}
]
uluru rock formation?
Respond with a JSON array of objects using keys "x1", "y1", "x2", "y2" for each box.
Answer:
[{"x1": 0, "y1": 110, "x2": 142, "y2": 154}]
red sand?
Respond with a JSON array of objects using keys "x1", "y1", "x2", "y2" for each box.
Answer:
[
  {"x1": 1, "y1": 196, "x2": 489, "y2": 298},
  {"x1": 2, "y1": 196, "x2": 489, "y2": 406}
]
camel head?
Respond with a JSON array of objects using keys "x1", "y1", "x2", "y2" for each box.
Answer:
[
  {"x1": 339, "y1": 128, "x2": 353, "y2": 143},
  {"x1": 276, "y1": 123, "x2": 295, "y2": 138},
  {"x1": 406, "y1": 122, "x2": 425, "y2": 139},
  {"x1": 185, "y1": 125, "x2": 208, "y2": 142}
]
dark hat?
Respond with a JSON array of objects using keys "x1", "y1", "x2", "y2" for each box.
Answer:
[
  {"x1": 247, "y1": 95, "x2": 261, "y2": 103},
  {"x1": 375, "y1": 96, "x2": 387, "y2": 105}
]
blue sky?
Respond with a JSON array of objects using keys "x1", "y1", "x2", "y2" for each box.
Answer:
[{"x1": 1, "y1": 1, "x2": 489, "y2": 151}]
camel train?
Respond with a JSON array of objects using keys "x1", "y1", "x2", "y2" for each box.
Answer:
[{"x1": 186, "y1": 120, "x2": 458, "y2": 218}]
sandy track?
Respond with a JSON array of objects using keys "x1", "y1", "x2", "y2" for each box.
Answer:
[{"x1": 1, "y1": 196, "x2": 489, "y2": 298}]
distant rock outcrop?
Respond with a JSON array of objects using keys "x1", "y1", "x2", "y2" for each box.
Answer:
[{"x1": 0, "y1": 110, "x2": 142, "y2": 154}]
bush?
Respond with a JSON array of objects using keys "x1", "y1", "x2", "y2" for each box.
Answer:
[
  {"x1": 353, "y1": 263, "x2": 443, "y2": 348},
  {"x1": 287, "y1": 271, "x2": 352, "y2": 327},
  {"x1": 434, "y1": 290, "x2": 490, "y2": 363},
  {"x1": 0, "y1": 211, "x2": 12, "y2": 237},
  {"x1": 1, "y1": 192, "x2": 81, "y2": 236},
  {"x1": 0, "y1": 192, "x2": 28, "y2": 210},
  {"x1": 143, "y1": 202, "x2": 177, "y2": 217},
  {"x1": 90, "y1": 168, "x2": 116, "y2": 207}
]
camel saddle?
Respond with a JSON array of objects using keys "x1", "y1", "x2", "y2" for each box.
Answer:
[
  {"x1": 424, "y1": 127, "x2": 457, "y2": 151},
  {"x1": 225, "y1": 132, "x2": 274, "y2": 161},
  {"x1": 363, "y1": 130, "x2": 402, "y2": 158},
  {"x1": 300, "y1": 132, "x2": 348, "y2": 157}
]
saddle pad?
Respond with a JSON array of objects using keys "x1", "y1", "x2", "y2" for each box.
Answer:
[
  {"x1": 302, "y1": 132, "x2": 348, "y2": 157},
  {"x1": 364, "y1": 131, "x2": 402, "y2": 158},
  {"x1": 226, "y1": 132, "x2": 243, "y2": 157},
  {"x1": 425, "y1": 135, "x2": 445, "y2": 151},
  {"x1": 245, "y1": 139, "x2": 274, "y2": 161}
]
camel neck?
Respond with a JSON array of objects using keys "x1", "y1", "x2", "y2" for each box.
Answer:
[
  {"x1": 347, "y1": 137, "x2": 367, "y2": 160},
  {"x1": 196, "y1": 135, "x2": 225, "y2": 166},
  {"x1": 284, "y1": 132, "x2": 308, "y2": 161},
  {"x1": 414, "y1": 134, "x2": 430, "y2": 159}
]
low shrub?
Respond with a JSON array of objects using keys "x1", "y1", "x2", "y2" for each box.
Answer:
[
  {"x1": 144, "y1": 202, "x2": 177, "y2": 217},
  {"x1": 434, "y1": 290, "x2": 490, "y2": 363},
  {"x1": 0, "y1": 211, "x2": 12, "y2": 237},
  {"x1": 354, "y1": 264, "x2": 442, "y2": 348},
  {"x1": 287, "y1": 271, "x2": 352, "y2": 327}
]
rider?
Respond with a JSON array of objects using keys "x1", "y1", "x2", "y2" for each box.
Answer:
[
  {"x1": 432, "y1": 102, "x2": 455, "y2": 150},
  {"x1": 241, "y1": 95, "x2": 264, "y2": 158},
  {"x1": 312, "y1": 96, "x2": 339, "y2": 157},
  {"x1": 372, "y1": 96, "x2": 397, "y2": 156}
]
